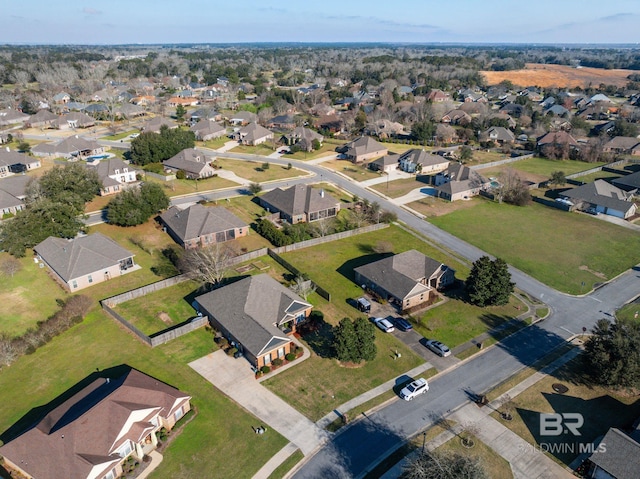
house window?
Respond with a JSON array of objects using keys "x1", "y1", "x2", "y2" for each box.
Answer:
[
  {"x1": 150, "y1": 415, "x2": 159, "y2": 427},
  {"x1": 72, "y1": 280, "x2": 78, "y2": 289},
  {"x1": 88, "y1": 274, "x2": 93, "y2": 284},
  {"x1": 295, "y1": 312, "x2": 306, "y2": 324},
  {"x1": 118, "y1": 441, "x2": 133, "y2": 458},
  {"x1": 278, "y1": 347, "x2": 285, "y2": 358},
  {"x1": 103, "y1": 468, "x2": 117, "y2": 479},
  {"x1": 114, "y1": 169, "x2": 120, "y2": 175},
  {"x1": 174, "y1": 406, "x2": 184, "y2": 422},
  {"x1": 264, "y1": 353, "x2": 272, "y2": 365}
]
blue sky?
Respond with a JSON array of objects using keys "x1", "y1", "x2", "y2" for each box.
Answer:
[{"x1": 4, "y1": 1, "x2": 640, "y2": 44}]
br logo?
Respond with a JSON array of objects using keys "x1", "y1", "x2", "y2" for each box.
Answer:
[{"x1": 540, "y1": 413, "x2": 584, "y2": 436}]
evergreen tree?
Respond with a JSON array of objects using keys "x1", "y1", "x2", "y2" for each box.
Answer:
[
  {"x1": 334, "y1": 317, "x2": 358, "y2": 362},
  {"x1": 354, "y1": 317, "x2": 377, "y2": 361},
  {"x1": 466, "y1": 256, "x2": 514, "y2": 306}
]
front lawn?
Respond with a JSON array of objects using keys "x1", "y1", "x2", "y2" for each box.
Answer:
[
  {"x1": 144, "y1": 174, "x2": 239, "y2": 197},
  {"x1": 0, "y1": 311, "x2": 288, "y2": 478},
  {"x1": 197, "y1": 136, "x2": 231, "y2": 150},
  {"x1": 370, "y1": 177, "x2": 422, "y2": 198},
  {"x1": 492, "y1": 356, "x2": 640, "y2": 466},
  {"x1": 229, "y1": 143, "x2": 277, "y2": 155},
  {"x1": 101, "y1": 130, "x2": 139, "y2": 141},
  {"x1": 215, "y1": 157, "x2": 307, "y2": 183},
  {"x1": 429, "y1": 200, "x2": 640, "y2": 294},
  {"x1": 263, "y1": 328, "x2": 424, "y2": 421},
  {"x1": 284, "y1": 138, "x2": 342, "y2": 160}
]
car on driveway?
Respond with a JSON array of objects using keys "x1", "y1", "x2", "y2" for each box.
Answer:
[
  {"x1": 373, "y1": 317, "x2": 395, "y2": 333},
  {"x1": 425, "y1": 339, "x2": 451, "y2": 357},
  {"x1": 400, "y1": 378, "x2": 429, "y2": 401},
  {"x1": 394, "y1": 317, "x2": 413, "y2": 331}
]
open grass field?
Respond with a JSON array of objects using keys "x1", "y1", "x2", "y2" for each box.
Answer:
[
  {"x1": 413, "y1": 292, "x2": 526, "y2": 348},
  {"x1": 215, "y1": 157, "x2": 307, "y2": 183},
  {"x1": 408, "y1": 195, "x2": 484, "y2": 218},
  {"x1": 430, "y1": 200, "x2": 640, "y2": 294},
  {"x1": 197, "y1": 136, "x2": 231, "y2": 150},
  {"x1": 0, "y1": 253, "x2": 68, "y2": 337},
  {"x1": 284, "y1": 138, "x2": 342, "y2": 160},
  {"x1": 492, "y1": 356, "x2": 640, "y2": 466},
  {"x1": 144, "y1": 174, "x2": 239, "y2": 197},
  {"x1": 463, "y1": 149, "x2": 509, "y2": 167},
  {"x1": 370, "y1": 177, "x2": 422, "y2": 198},
  {"x1": 101, "y1": 130, "x2": 139, "y2": 141},
  {"x1": 322, "y1": 159, "x2": 381, "y2": 182},
  {"x1": 572, "y1": 170, "x2": 624, "y2": 184},
  {"x1": 229, "y1": 143, "x2": 278, "y2": 156},
  {"x1": 481, "y1": 63, "x2": 635, "y2": 88},
  {"x1": 0, "y1": 309, "x2": 288, "y2": 478}
]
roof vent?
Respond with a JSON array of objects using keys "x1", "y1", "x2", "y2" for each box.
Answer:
[{"x1": 320, "y1": 189, "x2": 324, "y2": 198}]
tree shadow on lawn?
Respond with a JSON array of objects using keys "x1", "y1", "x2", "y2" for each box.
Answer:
[
  {"x1": 0, "y1": 364, "x2": 153, "y2": 444},
  {"x1": 336, "y1": 251, "x2": 394, "y2": 284},
  {"x1": 298, "y1": 318, "x2": 334, "y2": 359},
  {"x1": 516, "y1": 392, "x2": 640, "y2": 464},
  {"x1": 492, "y1": 323, "x2": 568, "y2": 370},
  {"x1": 479, "y1": 313, "x2": 518, "y2": 331}
]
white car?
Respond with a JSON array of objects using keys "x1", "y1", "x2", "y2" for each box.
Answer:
[
  {"x1": 425, "y1": 339, "x2": 451, "y2": 357},
  {"x1": 400, "y1": 378, "x2": 429, "y2": 401},
  {"x1": 373, "y1": 317, "x2": 395, "y2": 333}
]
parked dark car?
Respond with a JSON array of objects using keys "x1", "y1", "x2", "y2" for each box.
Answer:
[{"x1": 394, "y1": 317, "x2": 413, "y2": 331}]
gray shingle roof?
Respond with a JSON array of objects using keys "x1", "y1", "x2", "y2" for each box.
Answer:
[
  {"x1": 32, "y1": 136, "x2": 101, "y2": 156},
  {"x1": 0, "y1": 175, "x2": 31, "y2": 199},
  {"x1": 613, "y1": 171, "x2": 640, "y2": 190},
  {"x1": 341, "y1": 136, "x2": 387, "y2": 159},
  {"x1": 354, "y1": 250, "x2": 446, "y2": 300},
  {"x1": 160, "y1": 204, "x2": 247, "y2": 243},
  {"x1": 34, "y1": 233, "x2": 134, "y2": 283},
  {"x1": 86, "y1": 157, "x2": 133, "y2": 185},
  {"x1": 260, "y1": 184, "x2": 339, "y2": 218},
  {"x1": 590, "y1": 428, "x2": 640, "y2": 479},
  {"x1": 163, "y1": 148, "x2": 212, "y2": 175},
  {"x1": 562, "y1": 180, "x2": 635, "y2": 214},
  {"x1": 239, "y1": 122, "x2": 273, "y2": 143},
  {"x1": 399, "y1": 149, "x2": 449, "y2": 168},
  {"x1": 195, "y1": 274, "x2": 311, "y2": 358}
]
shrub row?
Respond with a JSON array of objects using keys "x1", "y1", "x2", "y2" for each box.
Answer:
[{"x1": 0, "y1": 295, "x2": 93, "y2": 368}]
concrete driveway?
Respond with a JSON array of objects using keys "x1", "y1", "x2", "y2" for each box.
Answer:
[{"x1": 189, "y1": 350, "x2": 328, "y2": 455}]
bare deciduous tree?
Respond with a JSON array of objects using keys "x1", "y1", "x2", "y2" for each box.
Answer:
[
  {"x1": 290, "y1": 276, "x2": 316, "y2": 300},
  {"x1": 0, "y1": 257, "x2": 22, "y2": 278},
  {"x1": 400, "y1": 449, "x2": 487, "y2": 479},
  {"x1": 180, "y1": 244, "x2": 234, "y2": 288}
]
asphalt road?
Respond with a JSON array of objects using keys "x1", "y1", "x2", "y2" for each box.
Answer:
[{"x1": 81, "y1": 149, "x2": 639, "y2": 477}]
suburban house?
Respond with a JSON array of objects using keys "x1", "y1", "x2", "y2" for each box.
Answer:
[
  {"x1": 353, "y1": 249, "x2": 455, "y2": 312},
  {"x1": 52, "y1": 111, "x2": 95, "y2": 130},
  {"x1": 0, "y1": 148, "x2": 41, "y2": 177},
  {"x1": 227, "y1": 110, "x2": 258, "y2": 126},
  {"x1": 441, "y1": 109, "x2": 471, "y2": 125},
  {"x1": 434, "y1": 163, "x2": 489, "y2": 201},
  {"x1": 369, "y1": 153, "x2": 400, "y2": 173},
  {"x1": 233, "y1": 122, "x2": 274, "y2": 146},
  {"x1": 259, "y1": 184, "x2": 341, "y2": 224},
  {"x1": 587, "y1": 426, "x2": 640, "y2": 479},
  {"x1": 0, "y1": 175, "x2": 30, "y2": 216},
  {"x1": 537, "y1": 131, "x2": 579, "y2": 150},
  {"x1": 141, "y1": 117, "x2": 178, "y2": 133},
  {"x1": 190, "y1": 119, "x2": 226, "y2": 141},
  {"x1": 188, "y1": 108, "x2": 222, "y2": 124},
  {"x1": 26, "y1": 109, "x2": 58, "y2": 128},
  {"x1": 160, "y1": 204, "x2": 248, "y2": 249},
  {"x1": 34, "y1": 233, "x2": 136, "y2": 291},
  {"x1": 0, "y1": 108, "x2": 30, "y2": 126},
  {"x1": 0, "y1": 368, "x2": 191, "y2": 479},
  {"x1": 32, "y1": 136, "x2": 105, "y2": 159},
  {"x1": 163, "y1": 148, "x2": 216, "y2": 179},
  {"x1": 52, "y1": 91, "x2": 71, "y2": 104},
  {"x1": 115, "y1": 103, "x2": 146, "y2": 119},
  {"x1": 338, "y1": 136, "x2": 388, "y2": 163},
  {"x1": 168, "y1": 96, "x2": 199, "y2": 107},
  {"x1": 281, "y1": 127, "x2": 324, "y2": 152},
  {"x1": 426, "y1": 89, "x2": 450, "y2": 102},
  {"x1": 480, "y1": 126, "x2": 515, "y2": 145},
  {"x1": 602, "y1": 136, "x2": 640, "y2": 155},
  {"x1": 195, "y1": 274, "x2": 312, "y2": 369},
  {"x1": 560, "y1": 180, "x2": 637, "y2": 219},
  {"x1": 267, "y1": 114, "x2": 296, "y2": 130},
  {"x1": 398, "y1": 149, "x2": 449, "y2": 174},
  {"x1": 87, "y1": 157, "x2": 138, "y2": 196}
]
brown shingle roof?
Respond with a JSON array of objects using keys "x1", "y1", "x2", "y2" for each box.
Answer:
[
  {"x1": 160, "y1": 204, "x2": 247, "y2": 244},
  {"x1": 260, "y1": 184, "x2": 339, "y2": 219}
]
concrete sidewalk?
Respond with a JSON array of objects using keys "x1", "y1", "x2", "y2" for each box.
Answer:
[{"x1": 189, "y1": 350, "x2": 329, "y2": 456}]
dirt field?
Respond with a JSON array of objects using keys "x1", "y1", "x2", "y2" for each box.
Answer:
[{"x1": 481, "y1": 63, "x2": 634, "y2": 88}]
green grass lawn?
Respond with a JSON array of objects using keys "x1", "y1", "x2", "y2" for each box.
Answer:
[
  {"x1": 284, "y1": 138, "x2": 342, "y2": 160},
  {"x1": 263, "y1": 329, "x2": 424, "y2": 421},
  {"x1": 101, "y1": 130, "x2": 139, "y2": 141},
  {"x1": 114, "y1": 280, "x2": 201, "y2": 335},
  {"x1": 0, "y1": 253, "x2": 68, "y2": 337},
  {"x1": 412, "y1": 292, "x2": 526, "y2": 348},
  {"x1": 279, "y1": 224, "x2": 470, "y2": 325},
  {"x1": 0, "y1": 310, "x2": 287, "y2": 478},
  {"x1": 144, "y1": 174, "x2": 239, "y2": 197},
  {"x1": 267, "y1": 449, "x2": 304, "y2": 479},
  {"x1": 229, "y1": 143, "x2": 278, "y2": 155},
  {"x1": 616, "y1": 302, "x2": 640, "y2": 321},
  {"x1": 438, "y1": 434, "x2": 513, "y2": 479},
  {"x1": 430, "y1": 200, "x2": 640, "y2": 294},
  {"x1": 322, "y1": 159, "x2": 382, "y2": 182},
  {"x1": 492, "y1": 356, "x2": 640, "y2": 466},
  {"x1": 197, "y1": 136, "x2": 231, "y2": 150},
  {"x1": 215, "y1": 157, "x2": 307, "y2": 183},
  {"x1": 571, "y1": 171, "x2": 624, "y2": 184},
  {"x1": 370, "y1": 177, "x2": 422, "y2": 198},
  {"x1": 501, "y1": 157, "x2": 606, "y2": 177}
]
